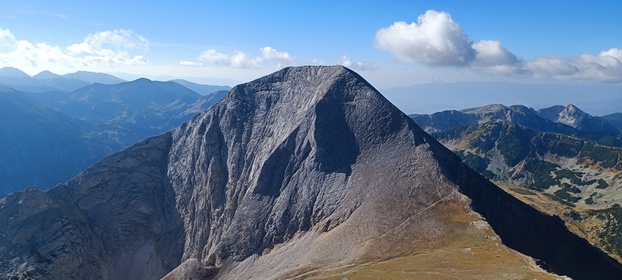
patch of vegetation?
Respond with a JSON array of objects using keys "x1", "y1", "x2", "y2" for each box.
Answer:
[
  {"x1": 543, "y1": 193, "x2": 575, "y2": 207},
  {"x1": 564, "y1": 210, "x2": 583, "y2": 221},
  {"x1": 596, "y1": 179, "x2": 609, "y2": 189},
  {"x1": 554, "y1": 189, "x2": 581, "y2": 203},
  {"x1": 523, "y1": 158, "x2": 559, "y2": 190},
  {"x1": 579, "y1": 142, "x2": 620, "y2": 169},
  {"x1": 559, "y1": 183, "x2": 581, "y2": 194},
  {"x1": 430, "y1": 126, "x2": 468, "y2": 141},
  {"x1": 592, "y1": 204, "x2": 622, "y2": 256},
  {"x1": 552, "y1": 183, "x2": 583, "y2": 204},
  {"x1": 538, "y1": 133, "x2": 583, "y2": 158},
  {"x1": 582, "y1": 178, "x2": 598, "y2": 186},
  {"x1": 497, "y1": 124, "x2": 530, "y2": 166},
  {"x1": 554, "y1": 169, "x2": 584, "y2": 185},
  {"x1": 481, "y1": 170, "x2": 496, "y2": 180},
  {"x1": 457, "y1": 151, "x2": 489, "y2": 173},
  {"x1": 585, "y1": 192, "x2": 598, "y2": 205},
  {"x1": 458, "y1": 124, "x2": 501, "y2": 153}
]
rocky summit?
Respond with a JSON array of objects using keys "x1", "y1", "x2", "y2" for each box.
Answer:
[{"x1": 0, "y1": 66, "x2": 621, "y2": 279}]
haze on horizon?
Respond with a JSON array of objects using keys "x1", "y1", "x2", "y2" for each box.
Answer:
[{"x1": 1, "y1": 1, "x2": 620, "y2": 114}]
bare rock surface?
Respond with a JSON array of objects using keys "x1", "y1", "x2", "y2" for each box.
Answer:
[{"x1": 0, "y1": 66, "x2": 620, "y2": 279}]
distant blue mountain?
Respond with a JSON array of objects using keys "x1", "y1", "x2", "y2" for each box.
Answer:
[
  {"x1": 25, "y1": 78, "x2": 227, "y2": 145},
  {"x1": 0, "y1": 87, "x2": 120, "y2": 196},
  {"x1": 63, "y1": 71, "x2": 126, "y2": 84},
  {"x1": 0, "y1": 67, "x2": 126, "y2": 92},
  {"x1": 0, "y1": 67, "x2": 29, "y2": 78},
  {"x1": 603, "y1": 113, "x2": 622, "y2": 133},
  {"x1": 538, "y1": 104, "x2": 619, "y2": 134},
  {"x1": 382, "y1": 81, "x2": 622, "y2": 116},
  {"x1": 170, "y1": 79, "x2": 230, "y2": 96},
  {"x1": 411, "y1": 104, "x2": 622, "y2": 147},
  {"x1": 32, "y1": 70, "x2": 62, "y2": 79}
]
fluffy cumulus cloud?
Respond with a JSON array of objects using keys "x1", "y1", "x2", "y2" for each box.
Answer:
[
  {"x1": 66, "y1": 29, "x2": 149, "y2": 65},
  {"x1": 525, "y1": 49, "x2": 622, "y2": 81},
  {"x1": 374, "y1": 10, "x2": 622, "y2": 82},
  {"x1": 198, "y1": 49, "x2": 262, "y2": 68},
  {"x1": 472, "y1": 40, "x2": 520, "y2": 74},
  {"x1": 0, "y1": 29, "x2": 17, "y2": 47},
  {"x1": 0, "y1": 28, "x2": 149, "y2": 70},
  {"x1": 374, "y1": 10, "x2": 475, "y2": 67},
  {"x1": 188, "y1": 46, "x2": 295, "y2": 68},
  {"x1": 260, "y1": 46, "x2": 294, "y2": 64},
  {"x1": 338, "y1": 56, "x2": 378, "y2": 71}
]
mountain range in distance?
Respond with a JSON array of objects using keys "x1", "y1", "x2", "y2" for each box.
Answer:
[
  {"x1": 384, "y1": 81, "x2": 622, "y2": 117},
  {"x1": 411, "y1": 103, "x2": 622, "y2": 146},
  {"x1": 22, "y1": 78, "x2": 228, "y2": 146},
  {"x1": 0, "y1": 67, "x2": 231, "y2": 196},
  {"x1": 0, "y1": 67, "x2": 231, "y2": 95},
  {"x1": 0, "y1": 87, "x2": 119, "y2": 196}
]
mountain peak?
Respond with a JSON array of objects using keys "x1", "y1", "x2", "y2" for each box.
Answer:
[
  {"x1": 132, "y1": 77, "x2": 153, "y2": 83},
  {"x1": 63, "y1": 71, "x2": 126, "y2": 84},
  {"x1": 563, "y1": 103, "x2": 583, "y2": 115},
  {"x1": 227, "y1": 65, "x2": 363, "y2": 103},
  {"x1": 33, "y1": 70, "x2": 61, "y2": 79},
  {"x1": 0, "y1": 67, "x2": 29, "y2": 78}
]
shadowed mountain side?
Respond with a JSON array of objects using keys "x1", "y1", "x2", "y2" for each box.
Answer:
[
  {"x1": 436, "y1": 149, "x2": 622, "y2": 280},
  {"x1": 0, "y1": 134, "x2": 184, "y2": 279},
  {"x1": 602, "y1": 112, "x2": 622, "y2": 133},
  {"x1": 0, "y1": 88, "x2": 119, "y2": 196}
]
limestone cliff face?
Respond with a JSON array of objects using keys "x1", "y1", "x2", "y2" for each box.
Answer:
[{"x1": 0, "y1": 66, "x2": 620, "y2": 280}]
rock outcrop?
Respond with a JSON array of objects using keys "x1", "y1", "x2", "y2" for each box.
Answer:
[
  {"x1": 0, "y1": 66, "x2": 620, "y2": 279},
  {"x1": 538, "y1": 104, "x2": 619, "y2": 133}
]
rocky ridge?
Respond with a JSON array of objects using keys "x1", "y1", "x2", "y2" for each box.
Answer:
[{"x1": 412, "y1": 104, "x2": 622, "y2": 147}]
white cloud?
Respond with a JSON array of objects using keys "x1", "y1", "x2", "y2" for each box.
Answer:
[
  {"x1": 198, "y1": 49, "x2": 261, "y2": 68},
  {"x1": 525, "y1": 49, "x2": 622, "y2": 82},
  {"x1": 195, "y1": 46, "x2": 295, "y2": 68},
  {"x1": 0, "y1": 28, "x2": 149, "y2": 71},
  {"x1": 0, "y1": 29, "x2": 75, "y2": 68},
  {"x1": 374, "y1": 10, "x2": 476, "y2": 66},
  {"x1": 260, "y1": 46, "x2": 294, "y2": 63},
  {"x1": 179, "y1": 60, "x2": 204, "y2": 66},
  {"x1": 601, "y1": 48, "x2": 622, "y2": 60},
  {"x1": 67, "y1": 29, "x2": 148, "y2": 55},
  {"x1": 338, "y1": 56, "x2": 378, "y2": 71},
  {"x1": 229, "y1": 51, "x2": 262, "y2": 68},
  {"x1": 472, "y1": 40, "x2": 521, "y2": 74},
  {"x1": 66, "y1": 29, "x2": 149, "y2": 66},
  {"x1": 375, "y1": 10, "x2": 622, "y2": 82},
  {"x1": 0, "y1": 29, "x2": 17, "y2": 47},
  {"x1": 472, "y1": 40, "x2": 518, "y2": 67}
]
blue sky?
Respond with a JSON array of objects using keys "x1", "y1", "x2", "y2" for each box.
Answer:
[{"x1": 1, "y1": 1, "x2": 621, "y2": 91}]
